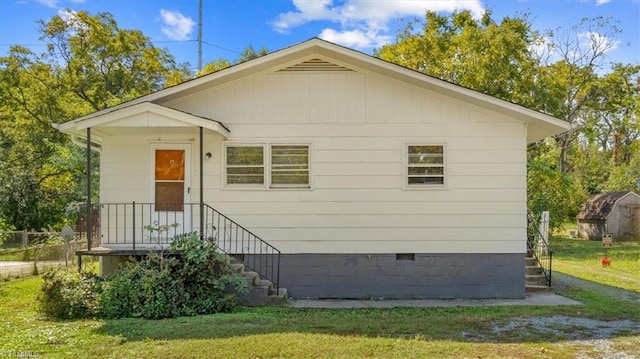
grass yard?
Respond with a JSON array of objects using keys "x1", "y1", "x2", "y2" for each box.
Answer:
[
  {"x1": 1, "y1": 238, "x2": 639, "y2": 359},
  {"x1": 552, "y1": 234, "x2": 640, "y2": 293}
]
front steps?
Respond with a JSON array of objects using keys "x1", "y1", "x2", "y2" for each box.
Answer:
[
  {"x1": 231, "y1": 262, "x2": 288, "y2": 306},
  {"x1": 525, "y1": 252, "x2": 552, "y2": 293}
]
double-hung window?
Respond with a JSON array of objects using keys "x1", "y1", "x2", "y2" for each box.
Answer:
[
  {"x1": 225, "y1": 143, "x2": 310, "y2": 188},
  {"x1": 406, "y1": 144, "x2": 445, "y2": 187}
]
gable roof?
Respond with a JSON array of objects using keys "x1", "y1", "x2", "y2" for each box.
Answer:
[
  {"x1": 55, "y1": 102, "x2": 230, "y2": 143},
  {"x1": 57, "y1": 38, "x2": 570, "y2": 143},
  {"x1": 577, "y1": 191, "x2": 640, "y2": 220}
]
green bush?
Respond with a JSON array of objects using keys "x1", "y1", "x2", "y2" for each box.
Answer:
[
  {"x1": 98, "y1": 254, "x2": 182, "y2": 319},
  {"x1": 97, "y1": 233, "x2": 247, "y2": 319},
  {"x1": 39, "y1": 232, "x2": 247, "y2": 320},
  {"x1": 38, "y1": 268, "x2": 100, "y2": 319}
]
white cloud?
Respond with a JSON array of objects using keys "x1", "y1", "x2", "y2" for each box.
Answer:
[
  {"x1": 36, "y1": 0, "x2": 58, "y2": 8},
  {"x1": 319, "y1": 28, "x2": 391, "y2": 49},
  {"x1": 160, "y1": 9, "x2": 195, "y2": 41},
  {"x1": 272, "y1": 0, "x2": 485, "y2": 50},
  {"x1": 578, "y1": 31, "x2": 619, "y2": 54},
  {"x1": 57, "y1": 8, "x2": 76, "y2": 21},
  {"x1": 595, "y1": 0, "x2": 611, "y2": 5}
]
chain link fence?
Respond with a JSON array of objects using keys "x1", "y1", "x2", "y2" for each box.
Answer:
[{"x1": 0, "y1": 230, "x2": 88, "y2": 279}]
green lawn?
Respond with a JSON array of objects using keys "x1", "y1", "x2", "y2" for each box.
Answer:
[
  {"x1": 551, "y1": 235, "x2": 640, "y2": 293},
  {"x1": 1, "y1": 239, "x2": 639, "y2": 358}
]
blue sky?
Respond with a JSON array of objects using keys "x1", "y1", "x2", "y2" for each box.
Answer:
[{"x1": 0, "y1": 0, "x2": 638, "y2": 72}]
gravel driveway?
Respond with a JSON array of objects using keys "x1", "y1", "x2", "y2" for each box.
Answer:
[{"x1": 484, "y1": 273, "x2": 640, "y2": 359}]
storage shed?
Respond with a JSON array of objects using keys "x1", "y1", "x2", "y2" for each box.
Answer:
[{"x1": 577, "y1": 191, "x2": 640, "y2": 241}]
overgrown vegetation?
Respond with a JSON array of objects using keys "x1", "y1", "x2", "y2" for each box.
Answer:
[
  {"x1": 38, "y1": 269, "x2": 100, "y2": 319},
  {"x1": 37, "y1": 233, "x2": 247, "y2": 320}
]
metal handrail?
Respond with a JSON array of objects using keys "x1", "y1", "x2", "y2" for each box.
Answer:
[
  {"x1": 526, "y1": 211, "x2": 552, "y2": 286},
  {"x1": 77, "y1": 202, "x2": 281, "y2": 292},
  {"x1": 202, "y1": 203, "x2": 280, "y2": 292}
]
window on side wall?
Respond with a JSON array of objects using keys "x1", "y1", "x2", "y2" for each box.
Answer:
[
  {"x1": 406, "y1": 144, "x2": 445, "y2": 187},
  {"x1": 271, "y1": 145, "x2": 310, "y2": 188},
  {"x1": 225, "y1": 145, "x2": 265, "y2": 185},
  {"x1": 224, "y1": 143, "x2": 310, "y2": 188}
]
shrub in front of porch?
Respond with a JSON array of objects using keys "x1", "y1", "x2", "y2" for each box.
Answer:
[
  {"x1": 98, "y1": 234, "x2": 247, "y2": 319},
  {"x1": 38, "y1": 233, "x2": 247, "y2": 320}
]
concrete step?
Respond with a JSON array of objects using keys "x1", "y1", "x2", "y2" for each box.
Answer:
[
  {"x1": 525, "y1": 257, "x2": 539, "y2": 266},
  {"x1": 242, "y1": 270, "x2": 261, "y2": 286},
  {"x1": 525, "y1": 265, "x2": 543, "y2": 275},
  {"x1": 265, "y1": 288, "x2": 288, "y2": 305},
  {"x1": 231, "y1": 262, "x2": 245, "y2": 274},
  {"x1": 526, "y1": 274, "x2": 550, "y2": 286},
  {"x1": 526, "y1": 284, "x2": 553, "y2": 293}
]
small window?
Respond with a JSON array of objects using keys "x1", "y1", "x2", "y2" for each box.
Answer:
[
  {"x1": 271, "y1": 145, "x2": 310, "y2": 187},
  {"x1": 226, "y1": 145, "x2": 265, "y2": 185},
  {"x1": 407, "y1": 144, "x2": 445, "y2": 186}
]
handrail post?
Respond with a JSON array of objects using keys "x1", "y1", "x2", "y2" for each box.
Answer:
[
  {"x1": 132, "y1": 201, "x2": 136, "y2": 255},
  {"x1": 199, "y1": 127, "x2": 204, "y2": 241},
  {"x1": 86, "y1": 128, "x2": 92, "y2": 252}
]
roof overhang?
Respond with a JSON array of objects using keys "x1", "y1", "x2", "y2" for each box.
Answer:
[{"x1": 54, "y1": 102, "x2": 230, "y2": 145}]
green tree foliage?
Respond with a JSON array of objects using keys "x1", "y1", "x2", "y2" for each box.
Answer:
[
  {"x1": 236, "y1": 45, "x2": 269, "y2": 64},
  {"x1": 527, "y1": 144, "x2": 586, "y2": 231},
  {"x1": 376, "y1": 11, "x2": 540, "y2": 106},
  {"x1": 196, "y1": 58, "x2": 232, "y2": 77},
  {"x1": 0, "y1": 10, "x2": 187, "y2": 229},
  {"x1": 39, "y1": 10, "x2": 190, "y2": 109}
]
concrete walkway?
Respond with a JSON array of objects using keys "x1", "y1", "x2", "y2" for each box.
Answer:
[
  {"x1": 0, "y1": 260, "x2": 67, "y2": 276},
  {"x1": 289, "y1": 292, "x2": 581, "y2": 308}
]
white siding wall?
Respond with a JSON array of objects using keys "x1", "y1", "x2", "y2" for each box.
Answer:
[{"x1": 101, "y1": 69, "x2": 527, "y2": 254}]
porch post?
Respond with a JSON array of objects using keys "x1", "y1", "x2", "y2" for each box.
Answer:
[
  {"x1": 86, "y1": 127, "x2": 92, "y2": 252},
  {"x1": 199, "y1": 126, "x2": 204, "y2": 240}
]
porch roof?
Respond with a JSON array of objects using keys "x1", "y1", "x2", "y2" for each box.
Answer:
[{"x1": 54, "y1": 102, "x2": 230, "y2": 144}]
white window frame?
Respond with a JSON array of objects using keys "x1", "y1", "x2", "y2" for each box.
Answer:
[
  {"x1": 223, "y1": 142, "x2": 311, "y2": 189},
  {"x1": 269, "y1": 144, "x2": 311, "y2": 189},
  {"x1": 403, "y1": 142, "x2": 447, "y2": 190},
  {"x1": 224, "y1": 144, "x2": 266, "y2": 187}
]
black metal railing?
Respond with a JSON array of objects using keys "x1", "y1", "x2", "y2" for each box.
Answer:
[
  {"x1": 77, "y1": 202, "x2": 281, "y2": 291},
  {"x1": 202, "y1": 203, "x2": 280, "y2": 292},
  {"x1": 527, "y1": 211, "x2": 552, "y2": 287}
]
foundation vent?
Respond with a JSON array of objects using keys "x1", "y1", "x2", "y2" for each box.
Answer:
[{"x1": 279, "y1": 58, "x2": 354, "y2": 72}]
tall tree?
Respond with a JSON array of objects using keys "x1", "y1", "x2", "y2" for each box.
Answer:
[
  {"x1": 376, "y1": 10, "x2": 541, "y2": 107},
  {"x1": 0, "y1": 10, "x2": 187, "y2": 229},
  {"x1": 537, "y1": 17, "x2": 622, "y2": 173},
  {"x1": 40, "y1": 10, "x2": 190, "y2": 110}
]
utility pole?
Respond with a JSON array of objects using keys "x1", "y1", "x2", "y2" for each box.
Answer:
[{"x1": 197, "y1": 0, "x2": 203, "y2": 72}]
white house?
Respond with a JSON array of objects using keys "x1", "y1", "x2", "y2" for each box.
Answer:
[{"x1": 56, "y1": 38, "x2": 570, "y2": 299}]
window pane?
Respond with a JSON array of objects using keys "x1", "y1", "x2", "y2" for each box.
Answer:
[
  {"x1": 227, "y1": 146, "x2": 263, "y2": 165},
  {"x1": 407, "y1": 144, "x2": 445, "y2": 186},
  {"x1": 155, "y1": 182, "x2": 184, "y2": 211},
  {"x1": 408, "y1": 177, "x2": 444, "y2": 185},
  {"x1": 272, "y1": 172, "x2": 309, "y2": 185},
  {"x1": 271, "y1": 145, "x2": 309, "y2": 186},
  {"x1": 155, "y1": 150, "x2": 185, "y2": 180},
  {"x1": 227, "y1": 167, "x2": 264, "y2": 184},
  {"x1": 408, "y1": 166, "x2": 444, "y2": 175},
  {"x1": 226, "y1": 146, "x2": 264, "y2": 185},
  {"x1": 408, "y1": 145, "x2": 443, "y2": 164}
]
